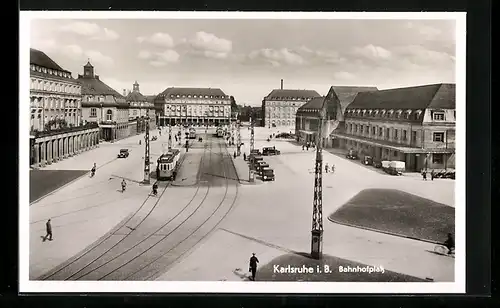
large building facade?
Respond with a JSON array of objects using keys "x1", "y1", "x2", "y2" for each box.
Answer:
[
  {"x1": 125, "y1": 81, "x2": 156, "y2": 134},
  {"x1": 155, "y1": 87, "x2": 231, "y2": 126},
  {"x1": 78, "y1": 62, "x2": 134, "y2": 141},
  {"x1": 262, "y1": 89, "x2": 320, "y2": 131},
  {"x1": 331, "y1": 83, "x2": 456, "y2": 171},
  {"x1": 295, "y1": 86, "x2": 378, "y2": 146},
  {"x1": 29, "y1": 49, "x2": 99, "y2": 168}
]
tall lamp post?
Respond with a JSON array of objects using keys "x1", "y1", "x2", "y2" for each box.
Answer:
[
  {"x1": 237, "y1": 119, "x2": 241, "y2": 156},
  {"x1": 143, "y1": 116, "x2": 151, "y2": 184},
  {"x1": 249, "y1": 113, "x2": 255, "y2": 182},
  {"x1": 310, "y1": 96, "x2": 328, "y2": 260}
]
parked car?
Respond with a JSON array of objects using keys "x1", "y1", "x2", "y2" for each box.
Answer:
[
  {"x1": 386, "y1": 161, "x2": 405, "y2": 176},
  {"x1": 346, "y1": 149, "x2": 358, "y2": 160},
  {"x1": 256, "y1": 161, "x2": 270, "y2": 173},
  {"x1": 262, "y1": 146, "x2": 281, "y2": 156},
  {"x1": 117, "y1": 149, "x2": 129, "y2": 158},
  {"x1": 362, "y1": 155, "x2": 373, "y2": 165},
  {"x1": 261, "y1": 167, "x2": 275, "y2": 181},
  {"x1": 373, "y1": 159, "x2": 382, "y2": 168},
  {"x1": 250, "y1": 149, "x2": 261, "y2": 156}
]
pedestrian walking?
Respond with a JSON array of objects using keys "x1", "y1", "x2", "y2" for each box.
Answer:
[
  {"x1": 422, "y1": 170, "x2": 427, "y2": 181},
  {"x1": 243, "y1": 152, "x2": 247, "y2": 161},
  {"x1": 43, "y1": 219, "x2": 53, "y2": 241},
  {"x1": 302, "y1": 145, "x2": 305, "y2": 151},
  {"x1": 249, "y1": 253, "x2": 259, "y2": 281},
  {"x1": 325, "y1": 163, "x2": 329, "y2": 173},
  {"x1": 234, "y1": 151, "x2": 237, "y2": 158},
  {"x1": 331, "y1": 164, "x2": 335, "y2": 173},
  {"x1": 431, "y1": 169, "x2": 435, "y2": 181}
]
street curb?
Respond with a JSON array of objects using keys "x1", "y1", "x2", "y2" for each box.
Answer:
[
  {"x1": 327, "y1": 216, "x2": 442, "y2": 245},
  {"x1": 29, "y1": 157, "x2": 118, "y2": 205}
]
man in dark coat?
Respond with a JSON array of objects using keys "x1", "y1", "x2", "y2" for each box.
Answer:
[
  {"x1": 249, "y1": 253, "x2": 259, "y2": 281},
  {"x1": 43, "y1": 219, "x2": 53, "y2": 241}
]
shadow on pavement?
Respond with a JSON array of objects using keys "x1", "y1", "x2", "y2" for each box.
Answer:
[
  {"x1": 30, "y1": 169, "x2": 88, "y2": 203},
  {"x1": 254, "y1": 252, "x2": 427, "y2": 282}
]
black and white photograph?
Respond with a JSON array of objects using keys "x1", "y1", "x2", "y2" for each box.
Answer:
[{"x1": 20, "y1": 12, "x2": 466, "y2": 293}]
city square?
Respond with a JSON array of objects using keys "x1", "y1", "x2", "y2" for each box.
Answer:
[{"x1": 24, "y1": 16, "x2": 460, "y2": 289}]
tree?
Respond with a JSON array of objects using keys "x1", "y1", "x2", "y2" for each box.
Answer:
[{"x1": 230, "y1": 96, "x2": 238, "y2": 112}]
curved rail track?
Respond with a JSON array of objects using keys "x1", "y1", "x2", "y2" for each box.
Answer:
[{"x1": 39, "y1": 135, "x2": 239, "y2": 281}]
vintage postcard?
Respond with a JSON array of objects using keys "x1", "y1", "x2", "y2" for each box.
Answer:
[{"x1": 19, "y1": 11, "x2": 466, "y2": 293}]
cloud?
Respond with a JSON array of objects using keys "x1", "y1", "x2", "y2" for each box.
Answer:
[
  {"x1": 406, "y1": 22, "x2": 443, "y2": 39},
  {"x1": 59, "y1": 21, "x2": 119, "y2": 40},
  {"x1": 104, "y1": 78, "x2": 168, "y2": 95},
  {"x1": 137, "y1": 32, "x2": 174, "y2": 48},
  {"x1": 38, "y1": 41, "x2": 114, "y2": 67},
  {"x1": 353, "y1": 44, "x2": 392, "y2": 60},
  {"x1": 333, "y1": 71, "x2": 356, "y2": 81},
  {"x1": 183, "y1": 31, "x2": 233, "y2": 59},
  {"x1": 295, "y1": 46, "x2": 345, "y2": 64},
  {"x1": 392, "y1": 45, "x2": 455, "y2": 68},
  {"x1": 137, "y1": 49, "x2": 180, "y2": 66},
  {"x1": 247, "y1": 48, "x2": 305, "y2": 66}
]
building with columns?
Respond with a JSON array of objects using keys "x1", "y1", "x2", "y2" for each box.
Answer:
[
  {"x1": 78, "y1": 61, "x2": 132, "y2": 141},
  {"x1": 262, "y1": 88, "x2": 320, "y2": 131},
  {"x1": 155, "y1": 87, "x2": 231, "y2": 126},
  {"x1": 295, "y1": 86, "x2": 378, "y2": 146},
  {"x1": 29, "y1": 48, "x2": 100, "y2": 168},
  {"x1": 331, "y1": 83, "x2": 456, "y2": 171},
  {"x1": 125, "y1": 81, "x2": 156, "y2": 134}
]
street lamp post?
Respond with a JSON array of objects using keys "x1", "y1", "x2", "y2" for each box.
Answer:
[
  {"x1": 237, "y1": 119, "x2": 241, "y2": 156},
  {"x1": 249, "y1": 116, "x2": 255, "y2": 182},
  {"x1": 143, "y1": 116, "x2": 151, "y2": 184},
  {"x1": 310, "y1": 96, "x2": 328, "y2": 260}
]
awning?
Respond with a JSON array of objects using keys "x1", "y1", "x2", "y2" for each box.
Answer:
[{"x1": 331, "y1": 132, "x2": 455, "y2": 154}]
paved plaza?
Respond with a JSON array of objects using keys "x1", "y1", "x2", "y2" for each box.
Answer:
[{"x1": 29, "y1": 126, "x2": 455, "y2": 282}]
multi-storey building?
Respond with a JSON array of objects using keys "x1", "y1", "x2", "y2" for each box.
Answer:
[
  {"x1": 78, "y1": 61, "x2": 133, "y2": 141},
  {"x1": 155, "y1": 87, "x2": 231, "y2": 126},
  {"x1": 295, "y1": 86, "x2": 378, "y2": 146},
  {"x1": 262, "y1": 89, "x2": 320, "y2": 131},
  {"x1": 331, "y1": 83, "x2": 456, "y2": 171},
  {"x1": 125, "y1": 81, "x2": 156, "y2": 134},
  {"x1": 29, "y1": 48, "x2": 100, "y2": 168}
]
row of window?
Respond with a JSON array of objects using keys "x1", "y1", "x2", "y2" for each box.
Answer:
[
  {"x1": 266, "y1": 107, "x2": 299, "y2": 113},
  {"x1": 168, "y1": 94, "x2": 229, "y2": 99},
  {"x1": 346, "y1": 108, "x2": 422, "y2": 120},
  {"x1": 165, "y1": 99, "x2": 229, "y2": 105},
  {"x1": 268, "y1": 114, "x2": 295, "y2": 119},
  {"x1": 31, "y1": 65, "x2": 72, "y2": 79},
  {"x1": 31, "y1": 97, "x2": 80, "y2": 109},
  {"x1": 266, "y1": 119, "x2": 295, "y2": 126},
  {"x1": 165, "y1": 105, "x2": 230, "y2": 112},
  {"x1": 347, "y1": 123, "x2": 448, "y2": 143},
  {"x1": 30, "y1": 78, "x2": 80, "y2": 94},
  {"x1": 266, "y1": 98, "x2": 311, "y2": 104}
]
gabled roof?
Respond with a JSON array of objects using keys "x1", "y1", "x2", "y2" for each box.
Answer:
[
  {"x1": 126, "y1": 91, "x2": 147, "y2": 102},
  {"x1": 347, "y1": 83, "x2": 455, "y2": 110},
  {"x1": 264, "y1": 89, "x2": 320, "y2": 100},
  {"x1": 145, "y1": 95, "x2": 157, "y2": 103},
  {"x1": 77, "y1": 76, "x2": 124, "y2": 98},
  {"x1": 157, "y1": 87, "x2": 228, "y2": 98},
  {"x1": 298, "y1": 97, "x2": 325, "y2": 111},
  {"x1": 330, "y1": 86, "x2": 378, "y2": 112},
  {"x1": 30, "y1": 48, "x2": 69, "y2": 73}
]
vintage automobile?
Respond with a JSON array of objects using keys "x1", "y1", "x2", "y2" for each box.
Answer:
[
  {"x1": 261, "y1": 167, "x2": 275, "y2": 181},
  {"x1": 346, "y1": 149, "x2": 358, "y2": 160},
  {"x1": 117, "y1": 149, "x2": 129, "y2": 158},
  {"x1": 362, "y1": 155, "x2": 373, "y2": 165},
  {"x1": 372, "y1": 159, "x2": 382, "y2": 168},
  {"x1": 250, "y1": 149, "x2": 261, "y2": 156},
  {"x1": 385, "y1": 161, "x2": 405, "y2": 176},
  {"x1": 255, "y1": 161, "x2": 270, "y2": 173},
  {"x1": 262, "y1": 146, "x2": 281, "y2": 156}
]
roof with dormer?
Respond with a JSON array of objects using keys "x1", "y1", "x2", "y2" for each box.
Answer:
[
  {"x1": 264, "y1": 89, "x2": 320, "y2": 101},
  {"x1": 126, "y1": 91, "x2": 147, "y2": 102},
  {"x1": 77, "y1": 75, "x2": 124, "y2": 98},
  {"x1": 30, "y1": 48, "x2": 77, "y2": 82},
  {"x1": 157, "y1": 87, "x2": 229, "y2": 99},
  {"x1": 346, "y1": 83, "x2": 455, "y2": 110}
]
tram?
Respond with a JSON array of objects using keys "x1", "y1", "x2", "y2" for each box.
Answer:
[
  {"x1": 188, "y1": 127, "x2": 196, "y2": 139},
  {"x1": 216, "y1": 127, "x2": 224, "y2": 137},
  {"x1": 156, "y1": 149, "x2": 181, "y2": 180}
]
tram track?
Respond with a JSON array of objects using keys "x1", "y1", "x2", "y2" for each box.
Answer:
[
  {"x1": 67, "y1": 141, "x2": 214, "y2": 281},
  {"x1": 40, "y1": 135, "x2": 239, "y2": 281},
  {"x1": 38, "y1": 166, "x2": 176, "y2": 280}
]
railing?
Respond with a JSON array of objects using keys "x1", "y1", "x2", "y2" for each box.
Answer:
[{"x1": 32, "y1": 122, "x2": 99, "y2": 138}]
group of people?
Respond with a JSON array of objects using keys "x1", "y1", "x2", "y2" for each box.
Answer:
[
  {"x1": 324, "y1": 162, "x2": 335, "y2": 173},
  {"x1": 421, "y1": 169, "x2": 436, "y2": 181},
  {"x1": 302, "y1": 142, "x2": 316, "y2": 151}
]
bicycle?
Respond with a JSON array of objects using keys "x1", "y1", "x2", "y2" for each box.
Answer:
[{"x1": 434, "y1": 244, "x2": 454, "y2": 256}]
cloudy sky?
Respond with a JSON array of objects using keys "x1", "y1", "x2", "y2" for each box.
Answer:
[{"x1": 30, "y1": 18, "x2": 456, "y2": 106}]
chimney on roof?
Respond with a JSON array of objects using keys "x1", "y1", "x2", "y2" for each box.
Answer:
[{"x1": 281, "y1": 79, "x2": 283, "y2": 90}]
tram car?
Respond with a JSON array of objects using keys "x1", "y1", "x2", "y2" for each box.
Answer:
[
  {"x1": 188, "y1": 128, "x2": 196, "y2": 139},
  {"x1": 216, "y1": 127, "x2": 224, "y2": 137},
  {"x1": 156, "y1": 149, "x2": 181, "y2": 180}
]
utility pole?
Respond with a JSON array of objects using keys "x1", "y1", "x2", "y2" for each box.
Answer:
[
  {"x1": 143, "y1": 116, "x2": 151, "y2": 184},
  {"x1": 249, "y1": 114, "x2": 255, "y2": 182},
  {"x1": 236, "y1": 119, "x2": 241, "y2": 156},
  {"x1": 311, "y1": 97, "x2": 327, "y2": 260}
]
